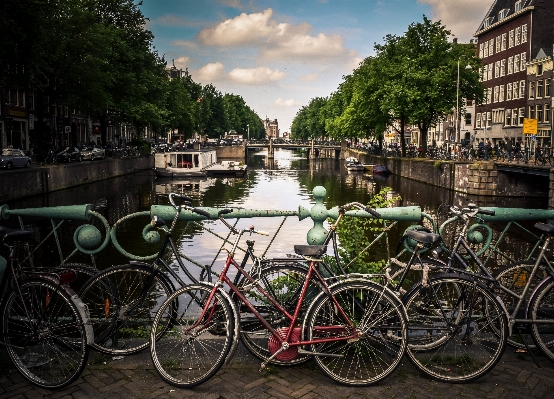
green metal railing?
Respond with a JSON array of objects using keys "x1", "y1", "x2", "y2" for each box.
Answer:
[{"x1": 1, "y1": 186, "x2": 554, "y2": 273}]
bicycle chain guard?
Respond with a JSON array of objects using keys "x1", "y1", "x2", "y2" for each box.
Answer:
[{"x1": 268, "y1": 327, "x2": 301, "y2": 361}]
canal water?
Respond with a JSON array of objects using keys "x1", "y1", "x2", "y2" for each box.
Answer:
[{"x1": 4, "y1": 149, "x2": 549, "y2": 282}]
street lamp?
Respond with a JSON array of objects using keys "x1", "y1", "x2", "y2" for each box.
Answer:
[
  {"x1": 247, "y1": 124, "x2": 249, "y2": 142},
  {"x1": 455, "y1": 61, "x2": 473, "y2": 143}
]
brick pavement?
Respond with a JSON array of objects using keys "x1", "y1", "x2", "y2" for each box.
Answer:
[{"x1": 2, "y1": 345, "x2": 554, "y2": 399}]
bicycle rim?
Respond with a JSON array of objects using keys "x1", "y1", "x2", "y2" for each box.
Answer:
[
  {"x1": 404, "y1": 275, "x2": 507, "y2": 383},
  {"x1": 79, "y1": 264, "x2": 175, "y2": 355},
  {"x1": 530, "y1": 278, "x2": 554, "y2": 362},
  {"x1": 2, "y1": 279, "x2": 88, "y2": 388},
  {"x1": 151, "y1": 284, "x2": 234, "y2": 388},
  {"x1": 306, "y1": 281, "x2": 407, "y2": 386}
]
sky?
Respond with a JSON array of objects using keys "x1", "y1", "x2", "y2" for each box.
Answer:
[{"x1": 139, "y1": 0, "x2": 493, "y2": 134}]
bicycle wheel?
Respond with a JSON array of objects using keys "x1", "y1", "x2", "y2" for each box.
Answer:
[
  {"x1": 235, "y1": 263, "x2": 324, "y2": 366},
  {"x1": 151, "y1": 283, "x2": 234, "y2": 388},
  {"x1": 529, "y1": 277, "x2": 554, "y2": 362},
  {"x1": 493, "y1": 260, "x2": 547, "y2": 349},
  {"x1": 403, "y1": 274, "x2": 507, "y2": 383},
  {"x1": 304, "y1": 280, "x2": 407, "y2": 386},
  {"x1": 79, "y1": 263, "x2": 175, "y2": 355},
  {"x1": 2, "y1": 278, "x2": 89, "y2": 389}
]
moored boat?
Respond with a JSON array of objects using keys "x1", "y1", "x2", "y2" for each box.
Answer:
[
  {"x1": 345, "y1": 157, "x2": 364, "y2": 171},
  {"x1": 373, "y1": 165, "x2": 391, "y2": 175},
  {"x1": 204, "y1": 161, "x2": 247, "y2": 177},
  {"x1": 154, "y1": 149, "x2": 216, "y2": 177}
]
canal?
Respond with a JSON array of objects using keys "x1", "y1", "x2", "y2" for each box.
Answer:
[{"x1": 3, "y1": 149, "x2": 550, "y2": 281}]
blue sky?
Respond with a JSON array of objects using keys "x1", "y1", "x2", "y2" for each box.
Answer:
[{"x1": 140, "y1": 0, "x2": 492, "y2": 133}]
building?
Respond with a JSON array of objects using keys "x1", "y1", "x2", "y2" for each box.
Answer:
[
  {"x1": 526, "y1": 47, "x2": 552, "y2": 147},
  {"x1": 264, "y1": 118, "x2": 279, "y2": 139},
  {"x1": 474, "y1": 0, "x2": 554, "y2": 147}
]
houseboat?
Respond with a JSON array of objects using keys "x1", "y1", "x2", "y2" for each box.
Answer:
[{"x1": 153, "y1": 149, "x2": 217, "y2": 178}]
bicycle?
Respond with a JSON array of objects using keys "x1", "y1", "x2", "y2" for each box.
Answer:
[
  {"x1": 149, "y1": 209, "x2": 408, "y2": 387},
  {"x1": 0, "y1": 226, "x2": 92, "y2": 388},
  {"x1": 77, "y1": 193, "x2": 211, "y2": 355}
]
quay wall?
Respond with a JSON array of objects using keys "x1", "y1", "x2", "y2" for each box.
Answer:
[
  {"x1": 0, "y1": 156, "x2": 154, "y2": 202},
  {"x1": 216, "y1": 145, "x2": 245, "y2": 159},
  {"x1": 346, "y1": 149, "x2": 551, "y2": 199}
]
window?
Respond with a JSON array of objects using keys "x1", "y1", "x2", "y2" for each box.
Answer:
[
  {"x1": 498, "y1": 9, "x2": 509, "y2": 20},
  {"x1": 499, "y1": 85, "x2": 505, "y2": 102},
  {"x1": 529, "y1": 105, "x2": 535, "y2": 119},
  {"x1": 494, "y1": 86, "x2": 499, "y2": 102},
  {"x1": 507, "y1": 83, "x2": 513, "y2": 100},
  {"x1": 515, "y1": 27, "x2": 521, "y2": 45},
  {"x1": 514, "y1": 54, "x2": 520, "y2": 73},
  {"x1": 538, "y1": 65, "x2": 543, "y2": 75},
  {"x1": 509, "y1": 29, "x2": 514, "y2": 48},
  {"x1": 501, "y1": 59, "x2": 506, "y2": 76},
  {"x1": 520, "y1": 80, "x2": 525, "y2": 98},
  {"x1": 508, "y1": 56, "x2": 513, "y2": 74},
  {"x1": 537, "y1": 104, "x2": 543, "y2": 122},
  {"x1": 546, "y1": 79, "x2": 551, "y2": 96},
  {"x1": 537, "y1": 80, "x2": 544, "y2": 98},
  {"x1": 522, "y1": 24, "x2": 527, "y2": 43},
  {"x1": 513, "y1": 81, "x2": 519, "y2": 99},
  {"x1": 505, "y1": 109, "x2": 512, "y2": 126},
  {"x1": 479, "y1": 43, "x2": 484, "y2": 58},
  {"x1": 496, "y1": 36, "x2": 501, "y2": 52},
  {"x1": 520, "y1": 52, "x2": 526, "y2": 71},
  {"x1": 545, "y1": 104, "x2": 551, "y2": 122},
  {"x1": 483, "y1": 17, "x2": 493, "y2": 29},
  {"x1": 529, "y1": 81, "x2": 535, "y2": 98},
  {"x1": 476, "y1": 113, "x2": 482, "y2": 128},
  {"x1": 519, "y1": 108, "x2": 525, "y2": 125},
  {"x1": 487, "y1": 88, "x2": 492, "y2": 104},
  {"x1": 481, "y1": 66, "x2": 486, "y2": 81},
  {"x1": 515, "y1": 0, "x2": 522, "y2": 12},
  {"x1": 501, "y1": 33, "x2": 507, "y2": 51},
  {"x1": 465, "y1": 113, "x2": 472, "y2": 125},
  {"x1": 489, "y1": 39, "x2": 494, "y2": 55},
  {"x1": 484, "y1": 41, "x2": 489, "y2": 57},
  {"x1": 495, "y1": 61, "x2": 500, "y2": 78},
  {"x1": 488, "y1": 64, "x2": 493, "y2": 80},
  {"x1": 513, "y1": 108, "x2": 519, "y2": 125},
  {"x1": 487, "y1": 111, "x2": 492, "y2": 126}
]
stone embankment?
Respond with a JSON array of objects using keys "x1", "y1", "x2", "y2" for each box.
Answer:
[{"x1": 0, "y1": 156, "x2": 154, "y2": 202}]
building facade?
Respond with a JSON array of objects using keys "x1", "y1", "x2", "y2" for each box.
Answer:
[
  {"x1": 264, "y1": 118, "x2": 279, "y2": 139},
  {"x1": 474, "y1": 0, "x2": 554, "y2": 147},
  {"x1": 526, "y1": 48, "x2": 552, "y2": 147}
]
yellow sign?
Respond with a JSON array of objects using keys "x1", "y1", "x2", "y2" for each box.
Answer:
[{"x1": 523, "y1": 118, "x2": 538, "y2": 134}]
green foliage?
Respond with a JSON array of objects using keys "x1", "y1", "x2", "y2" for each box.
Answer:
[{"x1": 328, "y1": 187, "x2": 401, "y2": 274}]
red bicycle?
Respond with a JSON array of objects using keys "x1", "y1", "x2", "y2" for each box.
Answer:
[{"x1": 149, "y1": 209, "x2": 408, "y2": 387}]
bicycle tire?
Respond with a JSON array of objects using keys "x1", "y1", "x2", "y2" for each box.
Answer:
[
  {"x1": 529, "y1": 277, "x2": 554, "y2": 362},
  {"x1": 234, "y1": 262, "x2": 324, "y2": 366},
  {"x1": 493, "y1": 260, "x2": 547, "y2": 349},
  {"x1": 150, "y1": 283, "x2": 234, "y2": 388},
  {"x1": 78, "y1": 263, "x2": 176, "y2": 355},
  {"x1": 403, "y1": 274, "x2": 507, "y2": 383},
  {"x1": 2, "y1": 278, "x2": 89, "y2": 389},
  {"x1": 304, "y1": 280, "x2": 407, "y2": 386}
]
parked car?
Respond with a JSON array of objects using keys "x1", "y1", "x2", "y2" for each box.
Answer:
[
  {"x1": 56, "y1": 146, "x2": 82, "y2": 162},
  {"x1": 91, "y1": 146, "x2": 105, "y2": 160},
  {"x1": 79, "y1": 146, "x2": 94, "y2": 161},
  {"x1": 0, "y1": 149, "x2": 32, "y2": 169}
]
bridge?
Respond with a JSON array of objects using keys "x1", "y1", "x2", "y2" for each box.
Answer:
[{"x1": 245, "y1": 139, "x2": 343, "y2": 158}]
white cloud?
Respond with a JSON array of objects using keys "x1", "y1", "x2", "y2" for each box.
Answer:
[
  {"x1": 299, "y1": 73, "x2": 318, "y2": 82},
  {"x1": 196, "y1": 8, "x2": 359, "y2": 65},
  {"x1": 195, "y1": 62, "x2": 226, "y2": 82},
  {"x1": 418, "y1": 0, "x2": 492, "y2": 41},
  {"x1": 173, "y1": 56, "x2": 190, "y2": 69},
  {"x1": 274, "y1": 98, "x2": 303, "y2": 107},
  {"x1": 229, "y1": 66, "x2": 286, "y2": 85}
]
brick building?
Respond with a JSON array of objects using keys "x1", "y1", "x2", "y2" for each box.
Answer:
[{"x1": 474, "y1": 0, "x2": 554, "y2": 147}]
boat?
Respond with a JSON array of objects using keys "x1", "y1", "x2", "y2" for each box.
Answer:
[
  {"x1": 345, "y1": 157, "x2": 365, "y2": 171},
  {"x1": 373, "y1": 165, "x2": 391, "y2": 175},
  {"x1": 204, "y1": 161, "x2": 247, "y2": 177},
  {"x1": 153, "y1": 149, "x2": 217, "y2": 178}
]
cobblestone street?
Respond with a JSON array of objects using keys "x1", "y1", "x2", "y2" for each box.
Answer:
[{"x1": 2, "y1": 344, "x2": 554, "y2": 399}]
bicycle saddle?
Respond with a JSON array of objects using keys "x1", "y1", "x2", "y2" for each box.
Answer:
[
  {"x1": 534, "y1": 223, "x2": 554, "y2": 235},
  {"x1": 294, "y1": 245, "x2": 327, "y2": 257},
  {"x1": 405, "y1": 229, "x2": 441, "y2": 245},
  {"x1": 0, "y1": 226, "x2": 33, "y2": 245}
]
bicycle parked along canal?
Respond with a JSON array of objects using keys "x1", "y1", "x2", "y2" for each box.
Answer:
[
  {"x1": 149, "y1": 207, "x2": 408, "y2": 387},
  {"x1": 0, "y1": 226, "x2": 92, "y2": 388}
]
